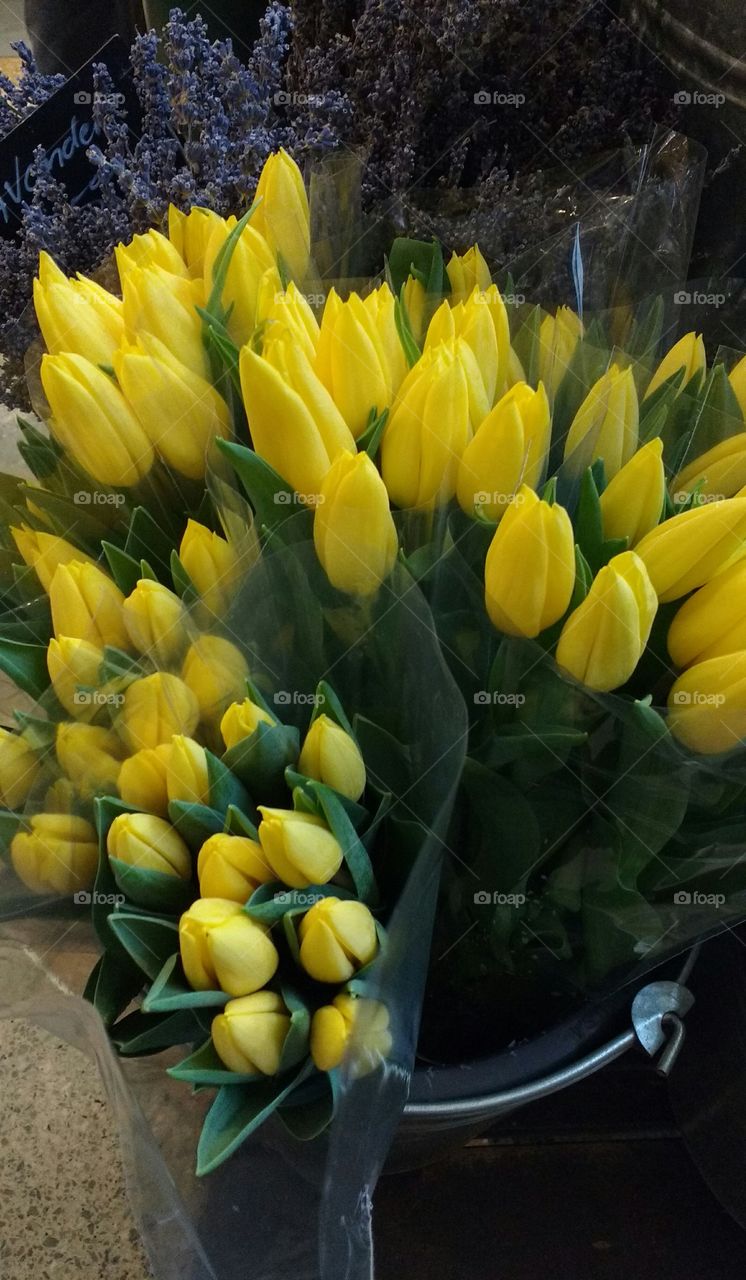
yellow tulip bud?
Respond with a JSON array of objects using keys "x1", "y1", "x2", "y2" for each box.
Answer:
[
  {"x1": 117, "y1": 744, "x2": 172, "y2": 817},
  {"x1": 107, "y1": 811, "x2": 192, "y2": 878},
  {"x1": 251, "y1": 147, "x2": 311, "y2": 282},
  {"x1": 258, "y1": 280, "x2": 320, "y2": 364},
  {"x1": 456, "y1": 381, "x2": 550, "y2": 519},
  {"x1": 674, "y1": 433, "x2": 746, "y2": 503},
  {"x1": 168, "y1": 205, "x2": 227, "y2": 276},
  {"x1": 556, "y1": 551, "x2": 657, "y2": 692},
  {"x1": 257, "y1": 807, "x2": 344, "y2": 889},
  {"x1": 182, "y1": 636, "x2": 249, "y2": 722},
  {"x1": 314, "y1": 288, "x2": 394, "y2": 439},
  {"x1": 41, "y1": 352, "x2": 154, "y2": 487},
  {"x1": 120, "y1": 672, "x2": 200, "y2": 751},
  {"x1": 197, "y1": 832, "x2": 273, "y2": 902},
  {"x1": 212, "y1": 991, "x2": 291, "y2": 1075},
  {"x1": 314, "y1": 451, "x2": 398, "y2": 597},
  {"x1": 10, "y1": 528, "x2": 96, "y2": 594},
  {"x1": 47, "y1": 635, "x2": 104, "y2": 716},
  {"x1": 0, "y1": 728, "x2": 41, "y2": 810},
  {"x1": 220, "y1": 697, "x2": 275, "y2": 750},
  {"x1": 122, "y1": 265, "x2": 209, "y2": 378},
  {"x1": 564, "y1": 365, "x2": 639, "y2": 479},
  {"x1": 667, "y1": 560, "x2": 746, "y2": 667},
  {"x1": 381, "y1": 341, "x2": 474, "y2": 510},
  {"x1": 298, "y1": 715, "x2": 366, "y2": 801},
  {"x1": 56, "y1": 723, "x2": 125, "y2": 798},
  {"x1": 49, "y1": 560, "x2": 128, "y2": 650},
  {"x1": 635, "y1": 497, "x2": 746, "y2": 602},
  {"x1": 426, "y1": 289, "x2": 501, "y2": 405},
  {"x1": 298, "y1": 896, "x2": 378, "y2": 983},
  {"x1": 484, "y1": 486, "x2": 576, "y2": 637},
  {"x1": 599, "y1": 437, "x2": 665, "y2": 546},
  {"x1": 729, "y1": 354, "x2": 746, "y2": 421},
  {"x1": 179, "y1": 897, "x2": 278, "y2": 996},
  {"x1": 122, "y1": 579, "x2": 186, "y2": 666},
  {"x1": 34, "y1": 252, "x2": 124, "y2": 364},
  {"x1": 179, "y1": 520, "x2": 239, "y2": 619},
  {"x1": 166, "y1": 734, "x2": 210, "y2": 806},
  {"x1": 402, "y1": 275, "x2": 427, "y2": 345},
  {"x1": 43, "y1": 777, "x2": 77, "y2": 814},
  {"x1": 668, "y1": 653, "x2": 746, "y2": 755},
  {"x1": 263, "y1": 330, "x2": 355, "y2": 467},
  {"x1": 645, "y1": 331, "x2": 706, "y2": 400},
  {"x1": 11, "y1": 813, "x2": 98, "y2": 895},
  {"x1": 537, "y1": 306, "x2": 584, "y2": 397},
  {"x1": 310, "y1": 993, "x2": 392, "y2": 1074},
  {"x1": 203, "y1": 217, "x2": 281, "y2": 347},
  {"x1": 115, "y1": 229, "x2": 188, "y2": 282},
  {"x1": 240, "y1": 343, "x2": 355, "y2": 498},
  {"x1": 446, "y1": 246, "x2": 491, "y2": 303},
  {"x1": 362, "y1": 284, "x2": 408, "y2": 395}
]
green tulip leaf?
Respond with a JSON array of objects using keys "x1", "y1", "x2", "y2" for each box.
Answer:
[
  {"x1": 0, "y1": 637, "x2": 50, "y2": 699},
  {"x1": 216, "y1": 440, "x2": 311, "y2": 542},
  {"x1": 99, "y1": 645, "x2": 148, "y2": 682},
  {"x1": 352, "y1": 716, "x2": 412, "y2": 798},
  {"x1": 244, "y1": 882, "x2": 355, "y2": 924},
  {"x1": 0, "y1": 810, "x2": 24, "y2": 852},
  {"x1": 481, "y1": 724, "x2": 588, "y2": 770},
  {"x1": 387, "y1": 236, "x2": 447, "y2": 298},
  {"x1": 107, "y1": 913, "x2": 180, "y2": 983},
  {"x1": 142, "y1": 952, "x2": 230, "y2": 1013},
  {"x1": 169, "y1": 551, "x2": 200, "y2": 605},
  {"x1": 222, "y1": 719, "x2": 299, "y2": 798},
  {"x1": 195, "y1": 1058, "x2": 315, "y2": 1176},
  {"x1": 224, "y1": 804, "x2": 259, "y2": 840},
  {"x1": 168, "y1": 800, "x2": 225, "y2": 848},
  {"x1": 277, "y1": 1080, "x2": 334, "y2": 1140},
  {"x1": 279, "y1": 982, "x2": 311, "y2": 1072},
  {"x1": 112, "y1": 1007, "x2": 209, "y2": 1056},
  {"x1": 307, "y1": 781, "x2": 378, "y2": 905},
  {"x1": 282, "y1": 908, "x2": 304, "y2": 964},
  {"x1": 123, "y1": 507, "x2": 175, "y2": 581},
  {"x1": 284, "y1": 769, "x2": 368, "y2": 829},
  {"x1": 357, "y1": 407, "x2": 389, "y2": 461},
  {"x1": 205, "y1": 750, "x2": 254, "y2": 817},
  {"x1": 204, "y1": 199, "x2": 260, "y2": 320},
  {"x1": 83, "y1": 951, "x2": 145, "y2": 1028},
  {"x1": 108, "y1": 856, "x2": 194, "y2": 914},
  {"x1": 12, "y1": 711, "x2": 57, "y2": 753},
  {"x1": 103, "y1": 542, "x2": 145, "y2": 595},
  {"x1": 168, "y1": 1037, "x2": 263, "y2": 1085},
  {"x1": 308, "y1": 680, "x2": 355, "y2": 737},
  {"x1": 394, "y1": 295, "x2": 421, "y2": 368}
]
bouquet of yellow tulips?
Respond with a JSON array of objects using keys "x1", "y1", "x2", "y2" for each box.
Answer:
[{"x1": 1, "y1": 143, "x2": 746, "y2": 1176}]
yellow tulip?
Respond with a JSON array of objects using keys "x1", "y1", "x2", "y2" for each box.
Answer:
[
  {"x1": 298, "y1": 715, "x2": 366, "y2": 801},
  {"x1": 220, "y1": 697, "x2": 275, "y2": 750},
  {"x1": 119, "y1": 672, "x2": 200, "y2": 751},
  {"x1": 537, "y1": 306, "x2": 584, "y2": 397},
  {"x1": 11, "y1": 813, "x2": 98, "y2": 895},
  {"x1": 668, "y1": 653, "x2": 746, "y2": 755},
  {"x1": 179, "y1": 897, "x2": 278, "y2": 996},
  {"x1": 446, "y1": 246, "x2": 491, "y2": 303},
  {"x1": 43, "y1": 778, "x2": 77, "y2": 814},
  {"x1": 115, "y1": 229, "x2": 188, "y2": 282},
  {"x1": 34, "y1": 251, "x2": 124, "y2": 364},
  {"x1": 299, "y1": 896, "x2": 378, "y2": 983},
  {"x1": 673, "y1": 433, "x2": 746, "y2": 503},
  {"x1": 122, "y1": 578, "x2": 186, "y2": 666},
  {"x1": 240, "y1": 343, "x2": 355, "y2": 498},
  {"x1": 362, "y1": 284, "x2": 408, "y2": 395},
  {"x1": 258, "y1": 280, "x2": 320, "y2": 364},
  {"x1": 212, "y1": 991, "x2": 291, "y2": 1075},
  {"x1": 456, "y1": 381, "x2": 551, "y2": 519},
  {"x1": 645, "y1": 331, "x2": 706, "y2": 400},
  {"x1": 203, "y1": 217, "x2": 281, "y2": 347},
  {"x1": 181, "y1": 636, "x2": 249, "y2": 722},
  {"x1": 10, "y1": 528, "x2": 96, "y2": 594},
  {"x1": 49, "y1": 560, "x2": 128, "y2": 650},
  {"x1": 166, "y1": 734, "x2": 210, "y2": 806},
  {"x1": 168, "y1": 205, "x2": 227, "y2": 276},
  {"x1": 41, "y1": 352, "x2": 154, "y2": 487},
  {"x1": 314, "y1": 451, "x2": 398, "y2": 597},
  {"x1": 315, "y1": 289, "x2": 394, "y2": 439},
  {"x1": 47, "y1": 635, "x2": 104, "y2": 716},
  {"x1": 107, "y1": 811, "x2": 192, "y2": 878},
  {"x1": 257, "y1": 807, "x2": 343, "y2": 889},
  {"x1": 310, "y1": 993, "x2": 392, "y2": 1074},
  {"x1": 56, "y1": 723, "x2": 125, "y2": 798},
  {"x1": 122, "y1": 265, "x2": 208, "y2": 377},
  {"x1": 599, "y1": 438, "x2": 665, "y2": 546},
  {"x1": 402, "y1": 275, "x2": 427, "y2": 345},
  {"x1": 0, "y1": 728, "x2": 41, "y2": 810},
  {"x1": 263, "y1": 330, "x2": 355, "y2": 473},
  {"x1": 197, "y1": 832, "x2": 273, "y2": 902},
  {"x1": 555, "y1": 551, "x2": 657, "y2": 692},
  {"x1": 251, "y1": 147, "x2": 311, "y2": 282},
  {"x1": 426, "y1": 288, "x2": 503, "y2": 405},
  {"x1": 117, "y1": 744, "x2": 172, "y2": 817},
  {"x1": 564, "y1": 364, "x2": 639, "y2": 479},
  {"x1": 484, "y1": 486, "x2": 576, "y2": 637},
  {"x1": 668, "y1": 560, "x2": 746, "y2": 667},
  {"x1": 635, "y1": 496, "x2": 746, "y2": 602},
  {"x1": 729, "y1": 354, "x2": 746, "y2": 421},
  {"x1": 179, "y1": 520, "x2": 239, "y2": 619}
]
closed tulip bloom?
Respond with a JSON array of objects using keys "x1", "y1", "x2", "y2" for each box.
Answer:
[
  {"x1": 314, "y1": 451, "x2": 398, "y2": 597},
  {"x1": 251, "y1": 147, "x2": 311, "y2": 282},
  {"x1": 41, "y1": 352, "x2": 154, "y2": 487},
  {"x1": 362, "y1": 284, "x2": 408, "y2": 394},
  {"x1": 484, "y1": 486, "x2": 576, "y2": 637},
  {"x1": 0, "y1": 728, "x2": 41, "y2": 810},
  {"x1": 47, "y1": 636, "x2": 104, "y2": 716},
  {"x1": 107, "y1": 811, "x2": 192, "y2": 878},
  {"x1": 381, "y1": 341, "x2": 473, "y2": 509},
  {"x1": 179, "y1": 520, "x2": 239, "y2": 619},
  {"x1": 182, "y1": 636, "x2": 249, "y2": 721},
  {"x1": 120, "y1": 672, "x2": 200, "y2": 751},
  {"x1": 564, "y1": 365, "x2": 639, "y2": 479},
  {"x1": 538, "y1": 306, "x2": 584, "y2": 396},
  {"x1": 310, "y1": 993, "x2": 392, "y2": 1074},
  {"x1": 43, "y1": 778, "x2": 77, "y2": 814},
  {"x1": 122, "y1": 579, "x2": 186, "y2": 666},
  {"x1": 315, "y1": 289, "x2": 394, "y2": 438},
  {"x1": 263, "y1": 331, "x2": 355, "y2": 474},
  {"x1": 212, "y1": 991, "x2": 291, "y2": 1075},
  {"x1": 645, "y1": 331, "x2": 706, "y2": 400},
  {"x1": 298, "y1": 715, "x2": 366, "y2": 801},
  {"x1": 220, "y1": 697, "x2": 275, "y2": 749},
  {"x1": 115, "y1": 229, "x2": 188, "y2": 282},
  {"x1": 197, "y1": 832, "x2": 273, "y2": 902},
  {"x1": 635, "y1": 497, "x2": 746, "y2": 602},
  {"x1": 34, "y1": 252, "x2": 124, "y2": 364},
  {"x1": 257, "y1": 807, "x2": 344, "y2": 889},
  {"x1": 11, "y1": 813, "x2": 98, "y2": 895},
  {"x1": 122, "y1": 265, "x2": 208, "y2": 377},
  {"x1": 168, "y1": 205, "x2": 227, "y2": 276},
  {"x1": 258, "y1": 280, "x2": 320, "y2": 364},
  {"x1": 674, "y1": 433, "x2": 746, "y2": 502},
  {"x1": 203, "y1": 217, "x2": 281, "y2": 347},
  {"x1": 668, "y1": 560, "x2": 746, "y2": 667},
  {"x1": 240, "y1": 344, "x2": 355, "y2": 498},
  {"x1": 11, "y1": 527, "x2": 96, "y2": 593},
  {"x1": 456, "y1": 381, "x2": 551, "y2": 520},
  {"x1": 668, "y1": 653, "x2": 746, "y2": 755},
  {"x1": 426, "y1": 291, "x2": 500, "y2": 405},
  {"x1": 117, "y1": 744, "x2": 172, "y2": 817},
  {"x1": 402, "y1": 275, "x2": 427, "y2": 345},
  {"x1": 299, "y1": 896, "x2": 378, "y2": 984},
  {"x1": 114, "y1": 336, "x2": 231, "y2": 481},
  {"x1": 56, "y1": 723, "x2": 125, "y2": 798},
  {"x1": 729, "y1": 354, "x2": 746, "y2": 421},
  {"x1": 446, "y1": 246, "x2": 491, "y2": 303},
  {"x1": 599, "y1": 438, "x2": 665, "y2": 546},
  {"x1": 166, "y1": 734, "x2": 210, "y2": 806},
  {"x1": 179, "y1": 897, "x2": 279, "y2": 995},
  {"x1": 49, "y1": 561, "x2": 128, "y2": 650},
  {"x1": 556, "y1": 552, "x2": 657, "y2": 692}
]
